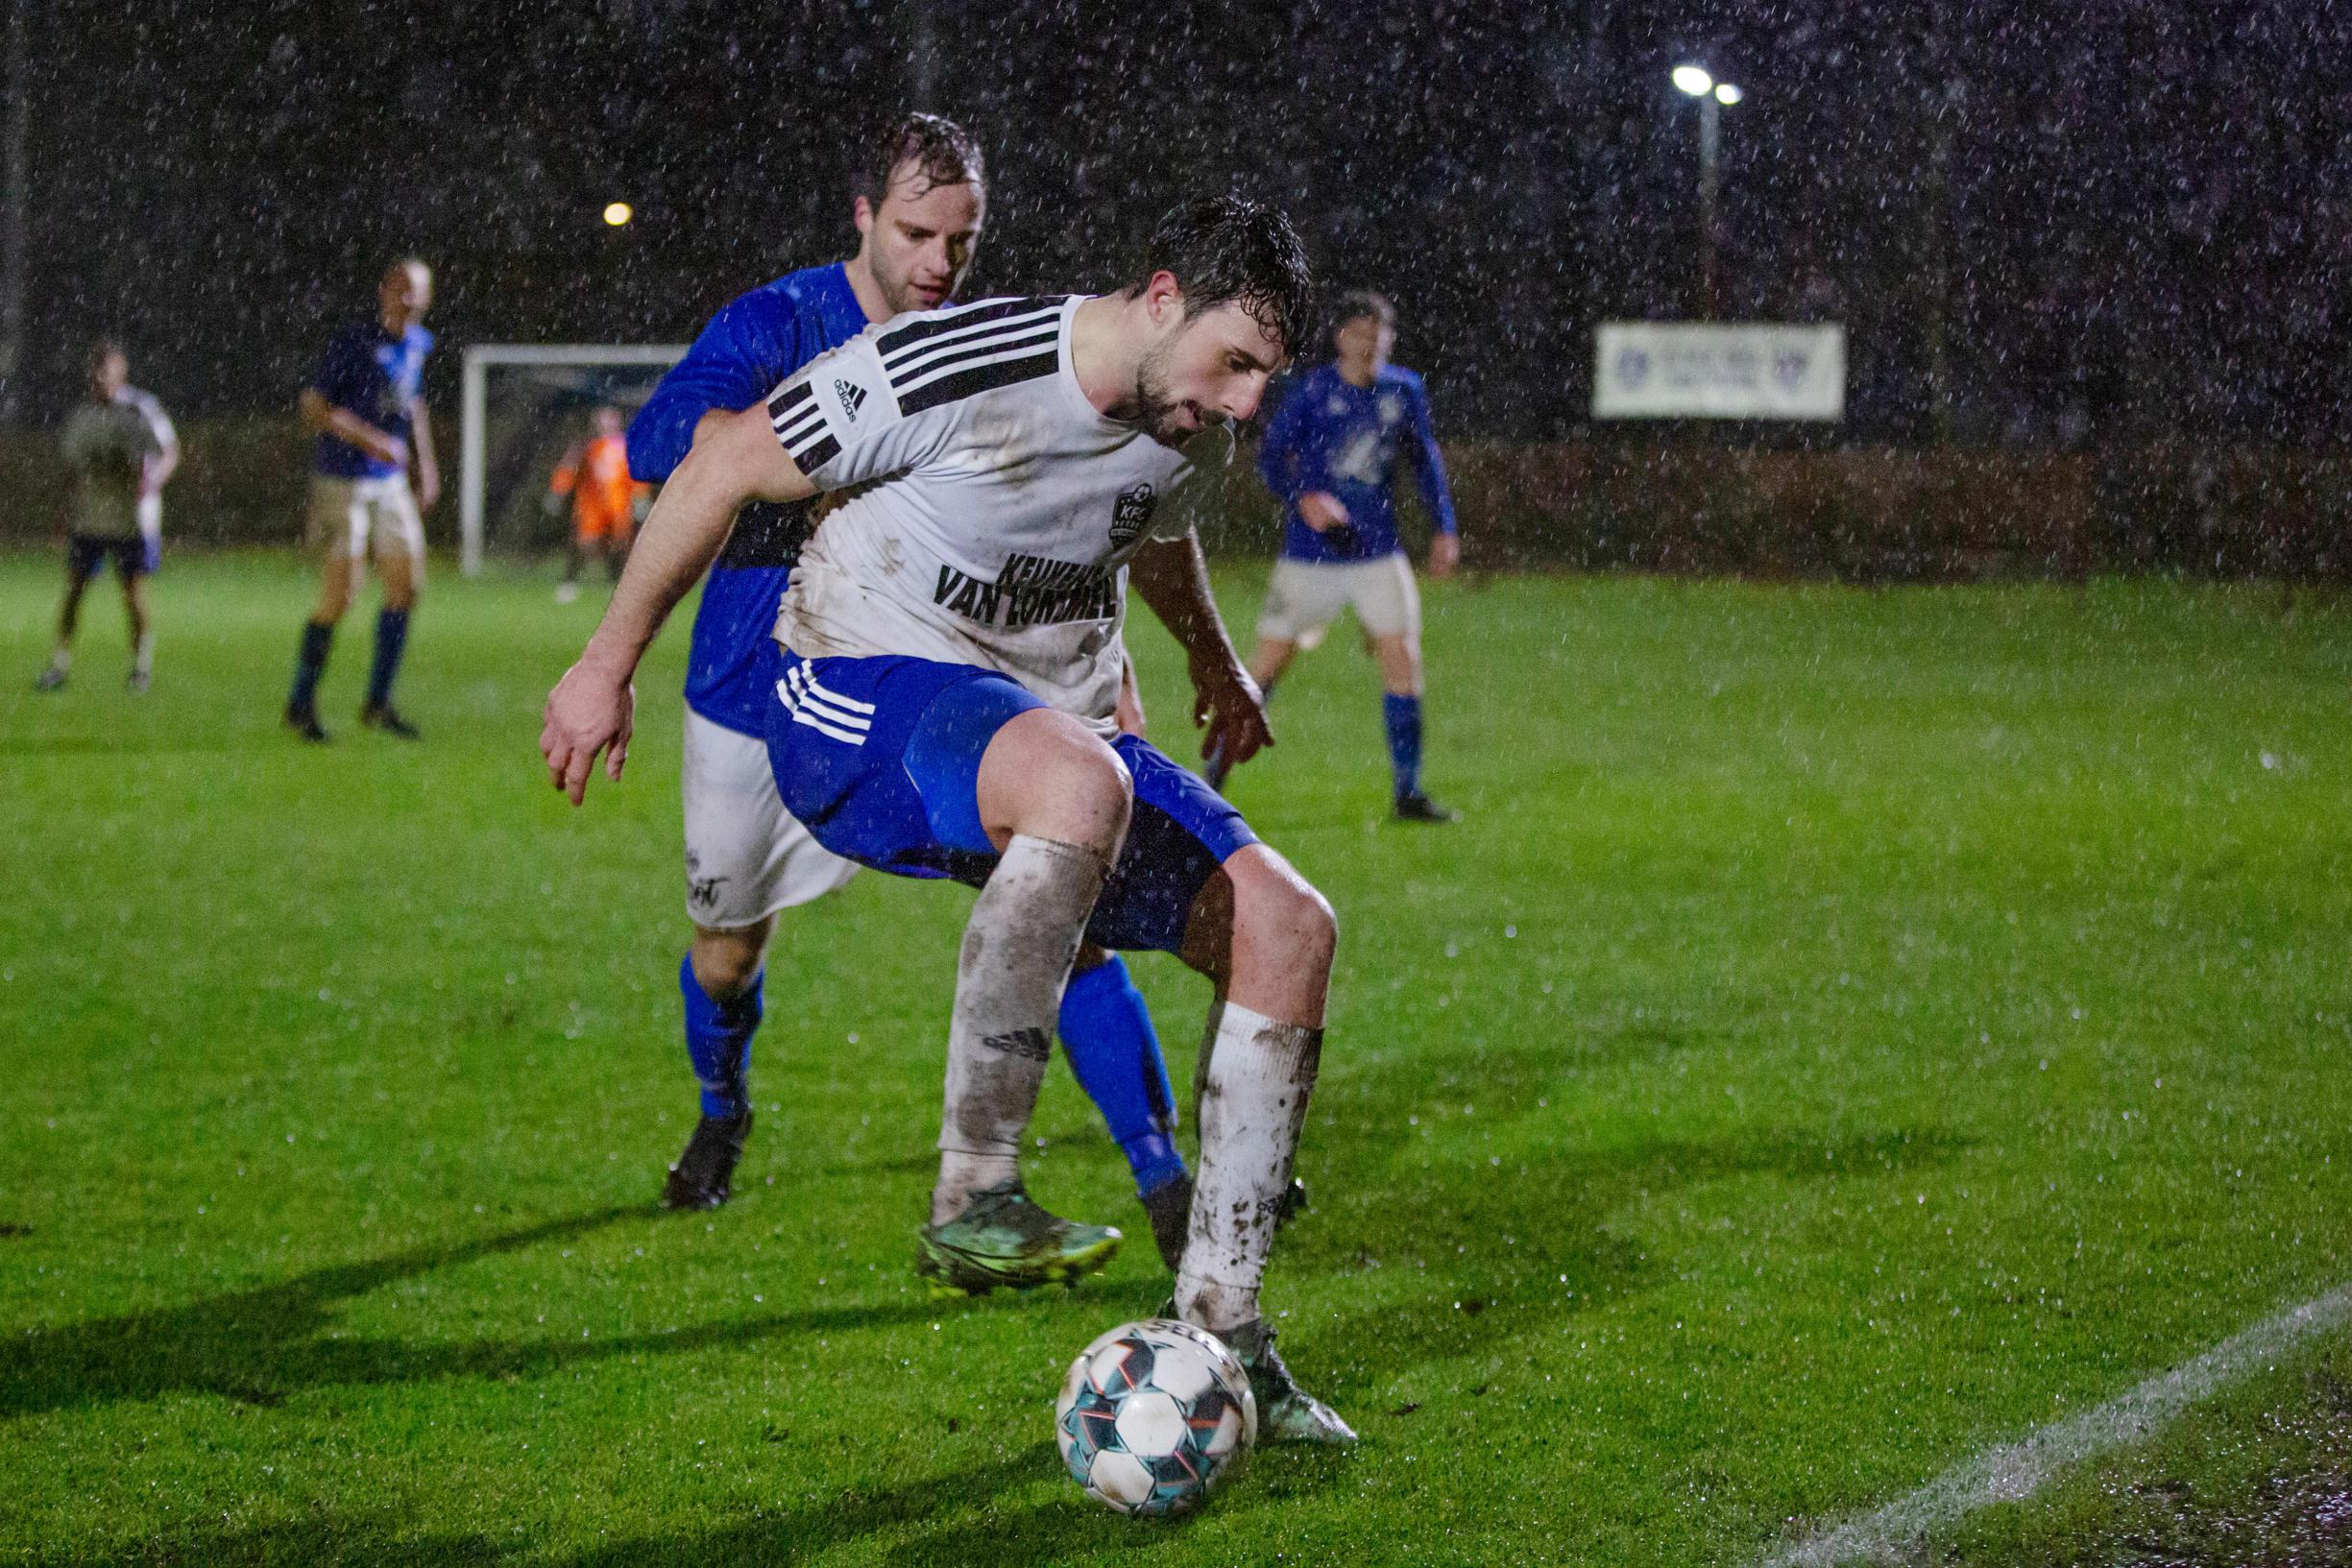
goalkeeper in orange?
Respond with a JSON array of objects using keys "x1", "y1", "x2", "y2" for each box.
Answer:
[{"x1": 549, "y1": 405, "x2": 649, "y2": 602}]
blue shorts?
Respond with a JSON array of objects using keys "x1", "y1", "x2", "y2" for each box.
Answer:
[
  {"x1": 69, "y1": 534, "x2": 158, "y2": 579},
  {"x1": 764, "y1": 649, "x2": 1258, "y2": 955}
]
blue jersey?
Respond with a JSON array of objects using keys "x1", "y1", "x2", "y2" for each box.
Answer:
[
  {"x1": 309, "y1": 319, "x2": 432, "y2": 480},
  {"x1": 1256, "y1": 362, "x2": 1457, "y2": 564},
  {"x1": 629, "y1": 263, "x2": 870, "y2": 737}
]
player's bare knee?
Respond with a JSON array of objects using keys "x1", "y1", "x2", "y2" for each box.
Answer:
[
  {"x1": 691, "y1": 922, "x2": 768, "y2": 997},
  {"x1": 980, "y1": 711, "x2": 1131, "y2": 857},
  {"x1": 1231, "y1": 853, "x2": 1337, "y2": 977},
  {"x1": 1273, "y1": 878, "x2": 1339, "y2": 976}
]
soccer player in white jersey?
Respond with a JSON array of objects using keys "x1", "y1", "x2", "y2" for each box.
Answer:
[
  {"x1": 36, "y1": 341, "x2": 179, "y2": 693},
  {"x1": 628, "y1": 117, "x2": 1199, "y2": 1270},
  {"x1": 544, "y1": 198, "x2": 1354, "y2": 1443}
]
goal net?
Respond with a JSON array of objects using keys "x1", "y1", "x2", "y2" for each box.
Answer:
[{"x1": 456, "y1": 344, "x2": 688, "y2": 575}]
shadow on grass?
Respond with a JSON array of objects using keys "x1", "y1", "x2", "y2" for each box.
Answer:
[
  {"x1": 29, "y1": 1440, "x2": 1351, "y2": 1567},
  {"x1": 561, "y1": 1436, "x2": 1357, "y2": 1568},
  {"x1": 13, "y1": 1513, "x2": 515, "y2": 1567},
  {"x1": 1273, "y1": 1122, "x2": 1974, "y2": 1411},
  {"x1": 0, "y1": 1205, "x2": 976, "y2": 1422}
]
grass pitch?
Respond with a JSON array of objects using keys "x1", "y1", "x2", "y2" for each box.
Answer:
[{"x1": 3, "y1": 553, "x2": 2349, "y2": 1566}]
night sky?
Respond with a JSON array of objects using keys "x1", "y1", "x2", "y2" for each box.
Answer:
[{"x1": 20, "y1": 0, "x2": 2352, "y2": 443}]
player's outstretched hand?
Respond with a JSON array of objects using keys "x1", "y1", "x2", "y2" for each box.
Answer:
[
  {"x1": 542, "y1": 661, "x2": 636, "y2": 806},
  {"x1": 1429, "y1": 531, "x2": 1461, "y2": 577},
  {"x1": 1298, "y1": 492, "x2": 1349, "y2": 534},
  {"x1": 1192, "y1": 658, "x2": 1272, "y2": 770}
]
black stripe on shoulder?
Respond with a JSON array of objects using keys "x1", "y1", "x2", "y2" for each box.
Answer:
[
  {"x1": 797, "y1": 433, "x2": 841, "y2": 473},
  {"x1": 876, "y1": 297, "x2": 1066, "y2": 357},
  {"x1": 893, "y1": 350, "x2": 1060, "y2": 418},
  {"x1": 887, "y1": 322, "x2": 1062, "y2": 389}
]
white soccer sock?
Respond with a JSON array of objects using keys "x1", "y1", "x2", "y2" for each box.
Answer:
[
  {"x1": 47, "y1": 646, "x2": 71, "y2": 673},
  {"x1": 133, "y1": 632, "x2": 154, "y2": 676},
  {"x1": 1176, "y1": 1001, "x2": 1323, "y2": 1334},
  {"x1": 932, "y1": 834, "x2": 1108, "y2": 1225}
]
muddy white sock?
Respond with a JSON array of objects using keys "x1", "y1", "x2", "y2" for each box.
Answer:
[
  {"x1": 133, "y1": 632, "x2": 154, "y2": 678},
  {"x1": 932, "y1": 834, "x2": 1107, "y2": 1225},
  {"x1": 1176, "y1": 1001, "x2": 1322, "y2": 1334}
]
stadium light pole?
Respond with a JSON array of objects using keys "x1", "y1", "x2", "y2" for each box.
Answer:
[{"x1": 1672, "y1": 65, "x2": 1739, "y2": 320}]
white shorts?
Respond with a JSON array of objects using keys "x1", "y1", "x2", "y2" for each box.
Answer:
[
  {"x1": 1255, "y1": 552, "x2": 1421, "y2": 648},
  {"x1": 307, "y1": 475, "x2": 425, "y2": 563},
  {"x1": 681, "y1": 706, "x2": 860, "y2": 929}
]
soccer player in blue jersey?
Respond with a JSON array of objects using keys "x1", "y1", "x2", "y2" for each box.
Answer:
[
  {"x1": 625, "y1": 114, "x2": 1197, "y2": 1267},
  {"x1": 284, "y1": 256, "x2": 439, "y2": 743},
  {"x1": 1211, "y1": 289, "x2": 1462, "y2": 821}
]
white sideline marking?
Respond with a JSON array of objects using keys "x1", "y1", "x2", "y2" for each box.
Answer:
[{"x1": 1758, "y1": 1282, "x2": 2352, "y2": 1567}]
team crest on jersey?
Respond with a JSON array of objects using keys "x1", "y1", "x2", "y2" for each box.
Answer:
[
  {"x1": 832, "y1": 378, "x2": 869, "y2": 424},
  {"x1": 1109, "y1": 482, "x2": 1157, "y2": 549}
]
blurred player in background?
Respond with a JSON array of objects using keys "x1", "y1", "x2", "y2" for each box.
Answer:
[
  {"x1": 1211, "y1": 289, "x2": 1462, "y2": 821},
  {"x1": 283, "y1": 256, "x2": 439, "y2": 743},
  {"x1": 548, "y1": 405, "x2": 647, "y2": 603},
  {"x1": 624, "y1": 114, "x2": 1197, "y2": 1267},
  {"x1": 36, "y1": 340, "x2": 179, "y2": 693}
]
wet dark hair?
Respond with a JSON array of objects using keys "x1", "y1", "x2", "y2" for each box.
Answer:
[
  {"x1": 1132, "y1": 195, "x2": 1316, "y2": 359},
  {"x1": 1331, "y1": 288, "x2": 1395, "y2": 335},
  {"x1": 88, "y1": 337, "x2": 127, "y2": 368},
  {"x1": 853, "y1": 111, "x2": 986, "y2": 206}
]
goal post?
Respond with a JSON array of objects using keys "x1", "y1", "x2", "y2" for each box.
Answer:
[{"x1": 457, "y1": 343, "x2": 689, "y2": 575}]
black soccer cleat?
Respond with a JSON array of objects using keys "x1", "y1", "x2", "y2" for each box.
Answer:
[
  {"x1": 1139, "y1": 1171, "x2": 1194, "y2": 1271},
  {"x1": 33, "y1": 666, "x2": 65, "y2": 692},
  {"x1": 360, "y1": 703, "x2": 422, "y2": 740},
  {"x1": 663, "y1": 1109, "x2": 753, "y2": 1210},
  {"x1": 1393, "y1": 790, "x2": 1459, "y2": 824},
  {"x1": 284, "y1": 703, "x2": 330, "y2": 743}
]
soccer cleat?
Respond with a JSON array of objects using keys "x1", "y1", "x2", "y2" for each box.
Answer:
[
  {"x1": 360, "y1": 703, "x2": 422, "y2": 740},
  {"x1": 284, "y1": 704, "x2": 330, "y2": 743},
  {"x1": 1224, "y1": 1318, "x2": 1356, "y2": 1446},
  {"x1": 33, "y1": 666, "x2": 65, "y2": 692},
  {"x1": 1139, "y1": 1171, "x2": 1194, "y2": 1271},
  {"x1": 915, "y1": 1180, "x2": 1121, "y2": 1296},
  {"x1": 127, "y1": 668, "x2": 151, "y2": 694},
  {"x1": 662, "y1": 1109, "x2": 752, "y2": 1210},
  {"x1": 1393, "y1": 790, "x2": 1459, "y2": 824}
]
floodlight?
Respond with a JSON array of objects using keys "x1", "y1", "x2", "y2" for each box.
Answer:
[
  {"x1": 1671, "y1": 65, "x2": 1713, "y2": 97},
  {"x1": 602, "y1": 202, "x2": 634, "y2": 228},
  {"x1": 1714, "y1": 83, "x2": 1743, "y2": 105}
]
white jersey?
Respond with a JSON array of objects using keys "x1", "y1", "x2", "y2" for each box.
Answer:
[
  {"x1": 61, "y1": 387, "x2": 175, "y2": 539},
  {"x1": 764, "y1": 294, "x2": 1224, "y2": 734}
]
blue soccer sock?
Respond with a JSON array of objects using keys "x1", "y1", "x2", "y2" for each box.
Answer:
[
  {"x1": 679, "y1": 953, "x2": 763, "y2": 1121},
  {"x1": 288, "y1": 619, "x2": 333, "y2": 712},
  {"x1": 1058, "y1": 955, "x2": 1188, "y2": 1197},
  {"x1": 1383, "y1": 691, "x2": 1425, "y2": 798},
  {"x1": 366, "y1": 607, "x2": 410, "y2": 709}
]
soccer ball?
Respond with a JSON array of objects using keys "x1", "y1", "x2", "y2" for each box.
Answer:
[{"x1": 1055, "y1": 1317, "x2": 1257, "y2": 1516}]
